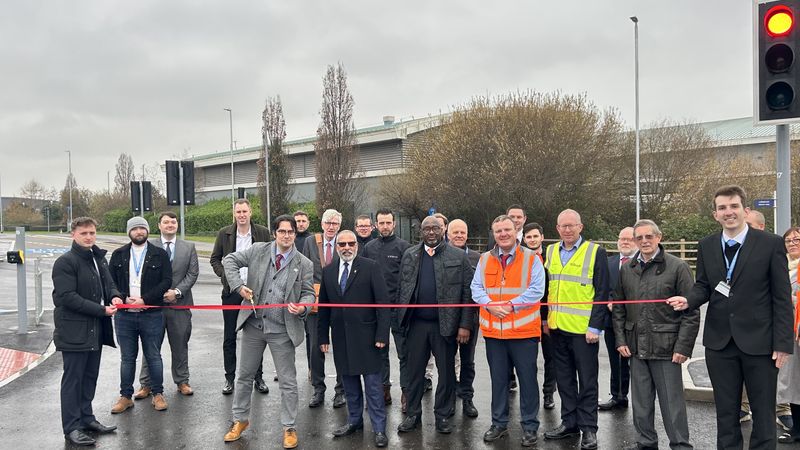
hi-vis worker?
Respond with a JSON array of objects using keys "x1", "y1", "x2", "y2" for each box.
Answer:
[
  {"x1": 471, "y1": 215, "x2": 545, "y2": 448},
  {"x1": 542, "y1": 209, "x2": 609, "y2": 450}
]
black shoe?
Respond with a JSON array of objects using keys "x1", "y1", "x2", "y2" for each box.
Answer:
[
  {"x1": 543, "y1": 393, "x2": 555, "y2": 410},
  {"x1": 424, "y1": 378, "x2": 432, "y2": 392},
  {"x1": 463, "y1": 399, "x2": 478, "y2": 418},
  {"x1": 84, "y1": 420, "x2": 117, "y2": 433},
  {"x1": 435, "y1": 417, "x2": 452, "y2": 434},
  {"x1": 623, "y1": 444, "x2": 658, "y2": 450},
  {"x1": 333, "y1": 392, "x2": 346, "y2": 408},
  {"x1": 65, "y1": 430, "x2": 96, "y2": 446},
  {"x1": 581, "y1": 431, "x2": 598, "y2": 449},
  {"x1": 273, "y1": 374, "x2": 279, "y2": 382},
  {"x1": 521, "y1": 430, "x2": 538, "y2": 447},
  {"x1": 544, "y1": 423, "x2": 580, "y2": 440},
  {"x1": 374, "y1": 432, "x2": 388, "y2": 447},
  {"x1": 254, "y1": 378, "x2": 269, "y2": 394},
  {"x1": 332, "y1": 422, "x2": 363, "y2": 437},
  {"x1": 598, "y1": 397, "x2": 628, "y2": 410},
  {"x1": 309, "y1": 392, "x2": 324, "y2": 408},
  {"x1": 222, "y1": 380, "x2": 234, "y2": 395},
  {"x1": 483, "y1": 425, "x2": 508, "y2": 442},
  {"x1": 397, "y1": 415, "x2": 421, "y2": 433}
]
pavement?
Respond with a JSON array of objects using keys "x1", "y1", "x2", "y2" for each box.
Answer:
[{"x1": 0, "y1": 231, "x2": 793, "y2": 448}]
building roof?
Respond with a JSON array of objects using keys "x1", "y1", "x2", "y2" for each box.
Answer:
[{"x1": 698, "y1": 116, "x2": 800, "y2": 146}]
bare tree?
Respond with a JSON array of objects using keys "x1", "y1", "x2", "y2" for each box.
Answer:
[
  {"x1": 19, "y1": 179, "x2": 48, "y2": 200},
  {"x1": 114, "y1": 153, "x2": 136, "y2": 197},
  {"x1": 259, "y1": 95, "x2": 291, "y2": 222},
  {"x1": 314, "y1": 63, "x2": 361, "y2": 223}
]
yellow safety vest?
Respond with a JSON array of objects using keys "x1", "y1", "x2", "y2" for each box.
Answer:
[{"x1": 544, "y1": 240, "x2": 598, "y2": 334}]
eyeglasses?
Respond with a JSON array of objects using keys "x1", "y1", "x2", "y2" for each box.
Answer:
[
  {"x1": 785, "y1": 238, "x2": 800, "y2": 245},
  {"x1": 558, "y1": 224, "x2": 580, "y2": 230},
  {"x1": 275, "y1": 229, "x2": 295, "y2": 236},
  {"x1": 323, "y1": 221, "x2": 341, "y2": 227},
  {"x1": 421, "y1": 226, "x2": 442, "y2": 234},
  {"x1": 635, "y1": 234, "x2": 657, "y2": 241},
  {"x1": 337, "y1": 241, "x2": 357, "y2": 248},
  {"x1": 356, "y1": 225, "x2": 371, "y2": 228}
]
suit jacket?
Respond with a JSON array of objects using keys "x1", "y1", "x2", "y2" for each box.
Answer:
[
  {"x1": 605, "y1": 253, "x2": 621, "y2": 328},
  {"x1": 302, "y1": 233, "x2": 339, "y2": 284},
  {"x1": 210, "y1": 222, "x2": 271, "y2": 296},
  {"x1": 149, "y1": 237, "x2": 199, "y2": 306},
  {"x1": 109, "y1": 242, "x2": 172, "y2": 308},
  {"x1": 687, "y1": 228, "x2": 793, "y2": 355},
  {"x1": 317, "y1": 256, "x2": 391, "y2": 375},
  {"x1": 222, "y1": 242, "x2": 314, "y2": 348}
]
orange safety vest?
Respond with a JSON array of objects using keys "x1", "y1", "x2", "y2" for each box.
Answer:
[
  {"x1": 477, "y1": 246, "x2": 541, "y2": 339},
  {"x1": 795, "y1": 269, "x2": 799, "y2": 337}
]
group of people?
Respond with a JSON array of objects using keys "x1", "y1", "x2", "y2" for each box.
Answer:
[{"x1": 52, "y1": 185, "x2": 798, "y2": 449}]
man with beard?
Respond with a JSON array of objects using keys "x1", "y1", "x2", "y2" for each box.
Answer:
[
  {"x1": 54, "y1": 217, "x2": 122, "y2": 446},
  {"x1": 396, "y1": 216, "x2": 474, "y2": 434},
  {"x1": 363, "y1": 208, "x2": 412, "y2": 409},
  {"x1": 318, "y1": 230, "x2": 391, "y2": 447},
  {"x1": 293, "y1": 210, "x2": 312, "y2": 252},
  {"x1": 108, "y1": 217, "x2": 172, "y2": 414}
]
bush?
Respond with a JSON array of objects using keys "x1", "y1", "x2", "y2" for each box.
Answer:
[{"x1": 660, "y1": 213, "x2": 719, "y2": 241}]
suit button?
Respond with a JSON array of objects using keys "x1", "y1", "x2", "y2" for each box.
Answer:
[
  {"x1": 268, "y1": 290, "x2": 272, "y2": 293},
  {"x1": 730, "y1": 313, "x2": 734, "y2": 317}
]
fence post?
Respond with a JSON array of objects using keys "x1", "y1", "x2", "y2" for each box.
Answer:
[{"x1": 680, "y1": 238, "x2": 686, "y2": 260}]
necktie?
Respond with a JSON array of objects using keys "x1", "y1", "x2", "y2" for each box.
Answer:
[
  {"x1": 340, "y1": 262, "x2": 349, "y2": 293},
  {"x1": 620, "y1": 255, "x2": 630, "y2": 266},
  {"x1": 165, "y1": 242, "x2": 173, "y2": 261},
  {"x1": 325, "y1": 243, "x2": 332, "y2": 266},
  {"x1": 427, "y1": 247, "x2": 435, "y2": 257},
  {"x1": 725, "y1": 240, "x2": 740, "y2": 262},
  {"x1": 500, "y1": 254, "x2": 510, "y2": 269},
  {"x1": 275, "y1": 253, "x2": 283, "y2": 271}
]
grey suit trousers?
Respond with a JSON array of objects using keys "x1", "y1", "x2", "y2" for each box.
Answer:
[
  {"x1": 630, "y1": 357, "x2": 693, "y2": 449},
  {"x1": 140, "y1": 308, "x2": 192, "y2": 386},
  {"x1": 233, "y1": 324, "x2": 298, "y2": 427}
]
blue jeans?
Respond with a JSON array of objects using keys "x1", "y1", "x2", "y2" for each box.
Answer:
[{"x1": 115, "y1": 310, "x2": 165, "y2": 397}]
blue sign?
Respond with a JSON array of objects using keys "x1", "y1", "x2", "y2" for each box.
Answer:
[
  {"x1": 753, "y1": 198, "x2": 776, "y2": 208},
  {"x1": 428, "y1": 207, "x2": 436, "y2": 216}
]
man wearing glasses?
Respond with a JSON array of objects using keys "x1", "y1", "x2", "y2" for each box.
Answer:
[
  {"x1": 354, "y1": 215, "x2": 375, "y2": 255},
  {"x1": 396, "y1": 216, "x2": 475, "y2": 434},
  {"x1": 301, "y1": 209, "x2": 346, "y2": 408}
]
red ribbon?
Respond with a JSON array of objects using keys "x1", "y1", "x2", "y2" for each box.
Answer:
[{"x1": 114, "y1": 299, "x2": 667, "y2": 310}]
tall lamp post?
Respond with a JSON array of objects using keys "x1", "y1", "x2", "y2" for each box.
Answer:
[
  {"x1": 631, "y1": 16, "x2": 641, "y2": 221},
  {"x1": 65, "y1": 150, "x2": 73, "y2": 226},
  {"x1": 0, "y1": 172, "x2": 4, "y2": 233},
  {"x1": 224, "y1": 108, "x2": 234, "y2": 204}
]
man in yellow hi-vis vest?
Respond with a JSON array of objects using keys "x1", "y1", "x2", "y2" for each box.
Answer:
[{"x1": 542, "y1": 209, "x2": 610, "y2": 450}]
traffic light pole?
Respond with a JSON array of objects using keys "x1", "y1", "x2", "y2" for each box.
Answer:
[
  {"x1": 776, "y1": 124, "x2": 792, "y2": 234},
  {"x1": 15, "y1": 227, "x2": 27, "y2": 334},
  {"x1": 179, "y1": 163, "x2": 186, "y2": 241},
  {"x1": 138, "y1": 181, "x2": 145, "y2": 217}
]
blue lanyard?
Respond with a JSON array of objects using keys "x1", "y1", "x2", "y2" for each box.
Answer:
[
  {"x1": 131, "y1": 246, "x2": 147, "y2": 277},
  {"x1": 720, "y1": 235, "x2": 742, "y2": 283}
]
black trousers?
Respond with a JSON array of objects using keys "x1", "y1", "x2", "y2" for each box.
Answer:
[
  {"x1": 305, "y1": 313, "x2": 343, "y2": 395},
  {"x1": 541, "y1": 331, "x2": 557, "y2": 396},
  {"x1": 706, "y1": 340, "x2": 779, "y2": 450},
  {"x1": 381, "y1": 311, "x2": 409, "y2": 389},
  {"x1": 604, "y1": 325, "x2": 630, "y2": 400},
  {"x1": 222, "y1": 291, "x2": 262, "y2": 382},
  {"x1": 405, "y1": 319, "x2": 457, "y2": 419},
  {"x1": 456, "y1": 322, "x2": 478, "y2": 400},
  {"x1": 61, "y1": 349, "x2": 102, "y2": 435},
  {"x1": 551, "y1": 329, "x2": 600, "y2": 432}
]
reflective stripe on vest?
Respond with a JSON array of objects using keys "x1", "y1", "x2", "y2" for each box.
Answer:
[
  {"x1": 544, "y1": 240, "x2": 598, "y2": 334},
  {"x1": 478, "y1": 246, "x2": 541, "y2": 339}
]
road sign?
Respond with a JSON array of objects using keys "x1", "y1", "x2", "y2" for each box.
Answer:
[{"x1": 754, "y1": 198, "x2": 777, "y2": 208}]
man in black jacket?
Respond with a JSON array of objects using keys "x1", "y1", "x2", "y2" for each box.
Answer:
[
  {"x1": 363, "y1": 208, "x2": 411, "y2": 409},
  {"x1": 54, "y1": 217, "x2": 122, "y2": 446},
  {"x1": 210, "y1": 199, "x2": 271, "y2": 395},
  {"x1": 293, "y1": 210, "x2": 312, "y2": 252},
  {"x1": 354, "y1": 214, "x2": 374, "y2": 255},
  {"x1": 396, "y1": 216, "x2": 475, "y2": 434},
  {"x1": 108, "y1": 217, "x2": 172, "y2": 414}
]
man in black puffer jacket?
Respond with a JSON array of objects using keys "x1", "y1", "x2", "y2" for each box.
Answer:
[{"x1": 53, "y1": 217, "x2": 123, "y2": 446}]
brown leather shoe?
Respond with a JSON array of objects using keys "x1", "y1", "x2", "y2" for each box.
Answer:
[
  {"x1": 384, "y1": 385, "x2": 392, "y2": 405},
  {"x1": 224, "y1": 420, "x2": 249, "y2": 442},
  {"x1": 401, "y1": 391, "x2": 408, "y2": 414},
  {"x1": 152, "y1": 393, "x2": 168, "y2": 411},
  {"x1": 133, "y1": 386, "x2": 151, "y2": 400},
  {"x1": 178, "y1": 383, "x2": 193, "y2": 395},
  {"x1": 283, "y1": 427, "x2": 298, "y2": 449},
  {"x1": 111, "y1": 396, "x2": 134, "y2": 414}
]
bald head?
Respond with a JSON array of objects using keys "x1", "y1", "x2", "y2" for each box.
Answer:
[
  {"x1": 556, "y1": 209, "x2": 584, "y2": 247},
  {"x1": 448, "y1": 219, "x2": 469, "y2": 248},
  {"x1": 746, "y1": 210, "x2": 766, "y2": 230}
]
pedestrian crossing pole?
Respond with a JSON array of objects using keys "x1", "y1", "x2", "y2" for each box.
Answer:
[
  {"x1": 15, "y1": 227, "x2": 27, "y2": 334},
  {"x1": 775, "y1": 124, "x2": 791, "y2": 234}
]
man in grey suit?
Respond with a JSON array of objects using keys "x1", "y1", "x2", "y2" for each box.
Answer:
[
  {"x1": 134, "y1": 211, "x2": 199, "y2": 398},
  {"x1": 221, "y1": 214, "x2": 315, "y2": 449}
]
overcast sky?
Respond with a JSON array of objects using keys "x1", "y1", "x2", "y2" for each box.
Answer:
[{"x1": 0, "y1": 0, "x2": 754, "y2": 196}]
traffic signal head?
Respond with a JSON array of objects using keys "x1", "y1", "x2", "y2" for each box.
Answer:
[{"x1": 756, "y1": 1, "x2": 800, "y2": 124}]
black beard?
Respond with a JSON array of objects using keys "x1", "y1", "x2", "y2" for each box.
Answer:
[{"x1": 130, "y1": 235, "x2": 148, "y2": 245}]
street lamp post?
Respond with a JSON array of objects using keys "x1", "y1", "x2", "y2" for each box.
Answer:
[
  {"x1": 65, "y1": 150, "x2": 73, "y2": 226},
  {"x1": 0, "y1": 172, "x2": 4, "y2": 233},
  {"x1": 224, "y1": 108, "x2": 234, "y2": 204},
  {"x1": 631, "y1": 16, "x2": 641, "y2": 221}
]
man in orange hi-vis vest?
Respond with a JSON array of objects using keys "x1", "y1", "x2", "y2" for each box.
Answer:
[{"x1": 471, "y1": 214, "x2": 546, "y2": 448}]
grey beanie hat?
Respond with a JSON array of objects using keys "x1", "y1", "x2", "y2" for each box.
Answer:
[{"x1": 126, "y1": 216, "x2": 150, "y2": 234}]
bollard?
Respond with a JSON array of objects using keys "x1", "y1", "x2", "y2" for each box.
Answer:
[
  {"x1": 15, "y1": 227, "x2": 27, "y2": 334},
  {"x1": 34, "y1": 258, "x2": 42, "y2": 327}
]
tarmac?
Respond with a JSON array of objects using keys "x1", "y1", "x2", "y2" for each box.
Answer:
[{"x1": 0, "y1": 232, "x2": 793, "y2": 449}]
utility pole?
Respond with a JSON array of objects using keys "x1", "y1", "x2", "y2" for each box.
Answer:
[{"x1": 224, "y1": 108, "x2": 235, "y2": 205}]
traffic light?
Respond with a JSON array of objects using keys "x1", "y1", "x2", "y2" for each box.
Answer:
[
  {"x1": 756, "y1": 0, "x2": 800, "y2": 124},
  {"x1": 131, "y1": 181, "x2": 141, "y2": 212},
  {"x1": 182, "y1": 161, "x2": 195, "y2": 205},
  {"x1": 141, "y1": 181, "x2": 152, "y2": 212},
  {"x1": 237, "y1": 187, "x2": 246, "y2": 199},
  {"x1": 130, "y1": 181, "x2": 152, "y2": 212},
  {"x1": 166, "y1": 160, "x2": 195, "y2": 206}
]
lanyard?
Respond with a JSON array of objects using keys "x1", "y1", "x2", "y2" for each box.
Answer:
[
  {"x1": 131, "y1": 246, "x2": 147, "y2": 277},
  {"x1": 720, "y1": 235, "x2": 742, "y2": 283}
]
